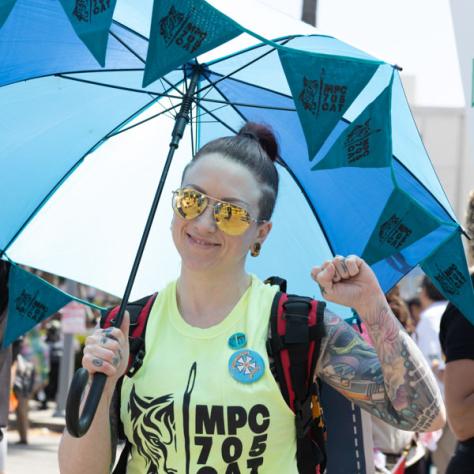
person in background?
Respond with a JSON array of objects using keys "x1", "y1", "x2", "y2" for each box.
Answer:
[
  {"x1": 11, "y1": 337, "x2": 34, "y2": 445},
  {"x1": 21, "y1": 326, "x2": 50, "y2": 406},
  {"x1": 439, "y1": 190, "x2": 474, "y2": 474},
  {"x1": 415, "y1": 277, "x2": 455, "y2": 473},
  {"x1": 0, "y1": 261, "x2": 11, "y2": 474},
  {"x1": 406, "y1": 296, "x2": 422, "y2": 329},
  {"x1": 386, "y1": 286, "x2": 416, "y2": 335},
  {"x1": 43, "y1": 318, "x2": 63, "y2": 408}
]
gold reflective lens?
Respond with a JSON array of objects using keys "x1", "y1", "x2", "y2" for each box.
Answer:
[
  {"x1": 173, "y1": 189, "x2": 207, "y2": 220},
  {"x1": 214, "y1": 202, "x2": 251, "y2": 236},
  {"x1": 172, "y1": 188, "x2": 253, "y2": 236}
]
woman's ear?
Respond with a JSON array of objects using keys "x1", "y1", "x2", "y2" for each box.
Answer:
[{"x1": 257, "y1": 221, "x2": 272, "y2": 244}]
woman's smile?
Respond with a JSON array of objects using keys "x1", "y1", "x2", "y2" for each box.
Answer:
[{"x1": 185, "y1": 231, "x2": 221, "y2": 249}]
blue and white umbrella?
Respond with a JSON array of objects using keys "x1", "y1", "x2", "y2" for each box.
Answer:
[
  {"x1": 1, "y1": 0, "x2": 472, "y2": 323},
  {"x1": 2, "y1": 0, "x2": 473, "y2": 444}
]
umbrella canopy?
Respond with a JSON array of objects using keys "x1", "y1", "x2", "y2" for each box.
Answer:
[{"x1": 1, "y1": 0, "x2": 473, "y2": 322}]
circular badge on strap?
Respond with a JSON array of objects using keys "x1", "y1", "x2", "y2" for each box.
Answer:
[{"x1": 228, "y1": 349, "x2": 265, "y2": 384}]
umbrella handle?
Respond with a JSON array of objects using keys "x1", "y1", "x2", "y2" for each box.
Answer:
[{"x1": 65, "y1": 369, "x2": 107, "y2": 438}]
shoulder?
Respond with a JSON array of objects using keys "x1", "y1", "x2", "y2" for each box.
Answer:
[{"x1": 440, "y1": 300, "x2": 474, "y2": 362}]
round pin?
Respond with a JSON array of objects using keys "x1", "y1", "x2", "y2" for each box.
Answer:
[
  {"x1": 228, "y1": 332, "x2": 247, "y2": 350},
  {"x1": 228, "y1": 349, "x2": 265, "y2": 384}
]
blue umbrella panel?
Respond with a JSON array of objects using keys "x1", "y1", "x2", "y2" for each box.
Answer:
[{"x1": 192, "y1": 36, "x2": 474, "y2": 324}]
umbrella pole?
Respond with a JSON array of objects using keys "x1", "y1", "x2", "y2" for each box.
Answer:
[{"x1": 65, "y1": 66, "x2": 202, "y2": 438}]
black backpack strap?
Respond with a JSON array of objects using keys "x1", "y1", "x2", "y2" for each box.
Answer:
[
  {"x1": 268, "y1": 291, "x2": 327, "y2": 474},
  {"x1": 100, "y1": 293, "x2": 158, "y2": 376},
  {"x1": 101, "y1": 293, "x2": 158, "y2": 474},
  {"x1": 264, "y1": 276, "x2": 287, "y2": 293}
]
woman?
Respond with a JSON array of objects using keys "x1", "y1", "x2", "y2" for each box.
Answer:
[
  {"x1": 439, "y1": 190, "x2": 474, "y2": 474},
  {"x1": 59, "y1": 123, "x2": 445, "y2": 473}
]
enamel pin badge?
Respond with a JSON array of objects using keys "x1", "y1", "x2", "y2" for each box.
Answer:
[{"x1": 228, "y1": 349, "x2": 265, "y2": 384}]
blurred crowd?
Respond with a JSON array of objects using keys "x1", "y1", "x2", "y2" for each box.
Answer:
[
  {"x1": 370, "y1": 190, "x2": 474, "y2": 474},
  {"x1": 0, "y1": 268, "x2": 119, "y2": 474}
]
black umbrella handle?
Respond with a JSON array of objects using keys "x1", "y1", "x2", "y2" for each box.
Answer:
[
  {"x1": 66, "y1": 370, "x2": 107, "y2": 437},
  {"x1": 64, "y1": 65, "x2": 203, "y2": 438}
]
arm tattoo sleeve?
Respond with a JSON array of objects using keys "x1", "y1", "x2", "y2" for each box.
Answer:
[{"x1": 317, "y1": 307, "x2": 443, "y2": 432}]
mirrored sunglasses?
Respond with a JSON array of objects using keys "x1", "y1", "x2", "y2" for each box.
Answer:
[{"x1": 172, "y1": 187, "x2": 262, "y2": 236}]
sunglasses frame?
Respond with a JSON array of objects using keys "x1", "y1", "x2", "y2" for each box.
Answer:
[{"x1": 172, "y1": 187, "x2": 265, "y2": 236}]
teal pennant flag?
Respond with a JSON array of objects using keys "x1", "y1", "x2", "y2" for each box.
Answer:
[
  {"x1": 421, "y1": 230, "x2": 474, "y2": 326},
  {"x1": 59, "y1": 0, "x2": 117, "y2": 66},
  {"x1": 312, "y1": 80, "x2": 392, "y2": 170},
  {"x1": 0, "y1": 0, "x2": 16, "y2": 28},
  {"x1": 279, "y1": 49, "x2": 379, "y2": 161},
  {"x1": 143, "y1": 0, "x2": 242, "y2": 87},
  {"x1": 2, "y1": 265, "x2": 73, "y2": 348},
  {"x1": 361, "y1": 189, "x2": 440, "y2": 265}
]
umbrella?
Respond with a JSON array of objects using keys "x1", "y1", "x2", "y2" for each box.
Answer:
[{"x1": 1, "y1": 0, "x2": 473, "y2": 437}]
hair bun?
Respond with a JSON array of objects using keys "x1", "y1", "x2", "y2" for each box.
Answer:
[{"x1": 238, "y1": 122, "x2": 279, "y2": 163}]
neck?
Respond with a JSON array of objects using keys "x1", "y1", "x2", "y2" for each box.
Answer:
[{"x1": 176, "y1": 265, "x2": 251, "y2": 328}]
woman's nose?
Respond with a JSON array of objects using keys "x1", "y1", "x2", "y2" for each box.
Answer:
[{"x1": 193, "y1": 203, "x2": 217, "y2": 232}]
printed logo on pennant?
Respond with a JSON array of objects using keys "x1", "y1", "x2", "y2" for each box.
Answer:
[
  {"x1": 378, "y1": 214, "x2": 413, "y2": 249},
  {"x1": 311, "y1": 80, "x2": 392, "y2": 170},
  {"x1": 159, "y1": 6, "x2": 207, "y2": 53},
  {"x1": 421, "y1": 230, "x2": 474, "y2": 326},
  {"x1": 298, "y1": 71, "x2": 347, "y2": 116},
  {"x1": 59, "y1": 0, "x2": 117, "y2": 66},
  {"x1": 3, "y1": 265, "x2": 73, "y2": 348},
  {"x1": 15, "y1": 290, "x2": 48, "y2": 323},
  {"x1": 143, "y1": 0, "x2": 242, "y2": 87},
  {"x1": 344, "y1": 119, "x2": 381, "y2": 164},
  {"x1": 433, "y1": 263, "x2": 467, "y2": 296},
  {"x1": 361, "y1": 188, "x2": 440, "y2": 265},
  {"x1": 72, "y1": 0, "x2": 112, "y2": 23},
  {"x1": 279, "y1": 49, "x2": 380, "y2": 160}
]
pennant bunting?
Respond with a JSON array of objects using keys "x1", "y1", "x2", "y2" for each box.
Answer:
[
  {"x1": 312, "y1": 80, "x2": 392, "y2": 170},
  {"x1": 278, "y1": 49, "x2": 379, "y2": 161},
  {"x1": 421, "y1": 230, "x2": 474, "y2": 326},
  {"x1": 143, "y1": 0, "x2": 242, "y2": 87},
  {"x1": 0, "y1": 0, "x2": 16, "y2": 28},
  {"x1": 2, "y1": 265, "x2": 73, "y2": 348},
  {"x1": 361, "y1": 189, "x2": 440, "y2": 265},
  {"x1": 58, "y1": 0, "x2": 117, "y2": 67}
]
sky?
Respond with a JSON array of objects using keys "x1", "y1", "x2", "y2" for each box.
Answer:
[{"x1": 258, "y1": 0, "x2": 465, "y2": 108}]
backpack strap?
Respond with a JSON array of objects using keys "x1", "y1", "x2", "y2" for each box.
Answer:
[
  {"x1": 267, "y1": 292, "x2": 327, "y2": 474},
  {"x1": 100, "y1": 293, "x2": 158, "y2": 474},
  {"x1": 100, "y1": 293, "x2": 158, "y2": 376}
]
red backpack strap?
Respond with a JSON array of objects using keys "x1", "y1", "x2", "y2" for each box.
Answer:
[
  {"x1": 268, "y1": 291, "x2": 327, "y2": 474},
  {"x1": 100, "y1": 292, "x2": 158, "y2": 376}
]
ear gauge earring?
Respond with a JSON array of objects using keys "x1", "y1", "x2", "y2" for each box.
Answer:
[{"x1": 250, "y1": 242, "x2": 261, "y2": 257}]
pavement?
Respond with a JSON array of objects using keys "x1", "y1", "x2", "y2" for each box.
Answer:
[{"x1": 6, "y1": 401, "x2": 64, "y2": 473}]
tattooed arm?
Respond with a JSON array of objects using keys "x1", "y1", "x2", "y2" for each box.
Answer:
[
  {"x1": 312, "y1": 256, "x2": 445, "y2": 432},
  {"x1": 317, "y1": 306, "x2": 444, "y2": 431}
]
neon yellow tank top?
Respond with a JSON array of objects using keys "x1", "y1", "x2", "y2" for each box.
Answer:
[{"x1": 121, "y1": 275, "x2": 298, "y2": 473}]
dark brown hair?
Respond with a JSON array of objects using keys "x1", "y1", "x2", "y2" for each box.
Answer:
[
  {"x1": 183, "y1": 122, "x2": 279, "y2": 221},
  {"x1": 421, "y1": 276, "x2": 445, "y2": 302}
]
